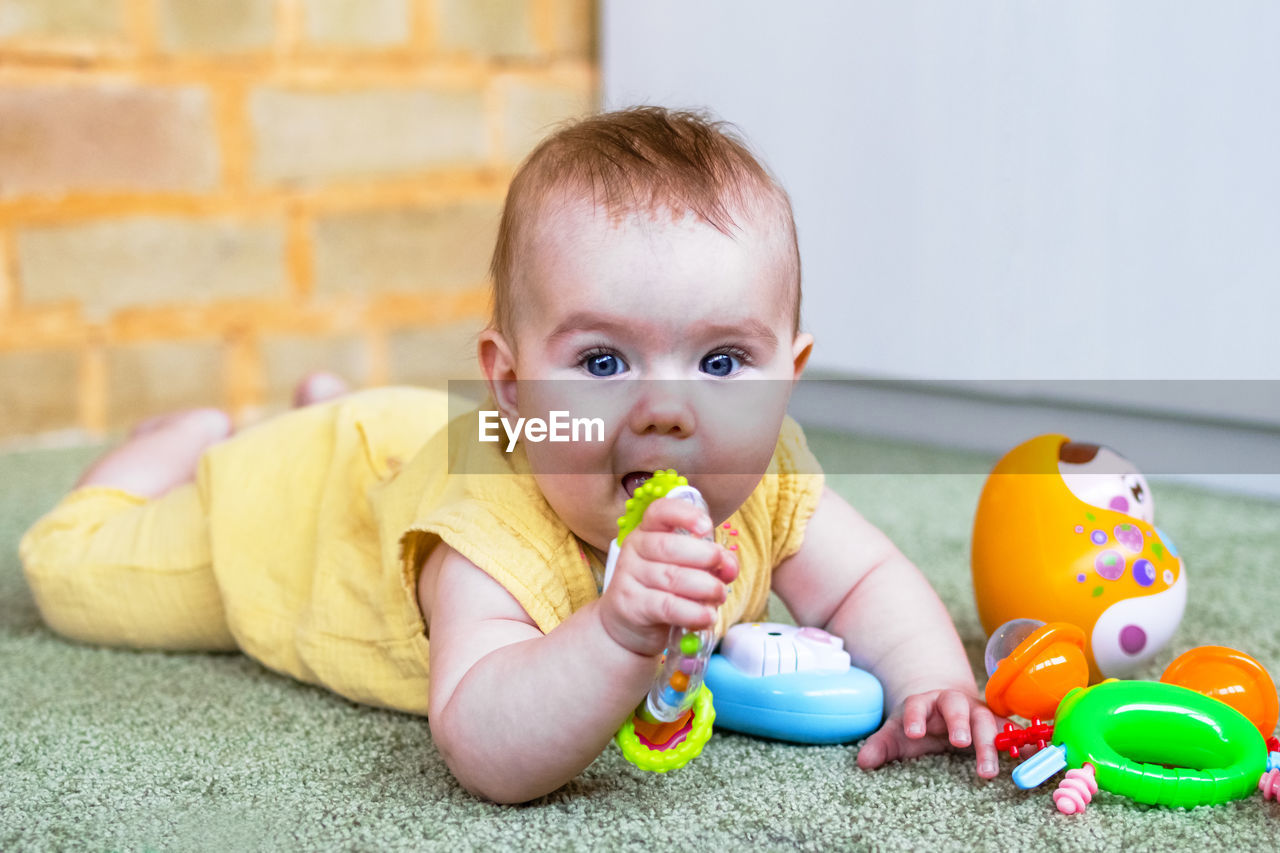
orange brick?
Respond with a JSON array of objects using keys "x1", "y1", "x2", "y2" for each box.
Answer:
[
  {"x1": 498, "y1": 76, "x2": 596, "y2": 163},
  {"x1": 312, "y1": 201, "x2": 500, "y2": 296},
  {"x1": 156, "y1": 0, "x2": 276, "y2": 54},
  {"x1": 550, "y1": 0, "x2": 595, "y2": 59},
  {"x1": 17, "y1": 217, "x2": 288, "y2": 318},
  {"x1": 0, "y1": 0, "x2": 127, "y2": 41},
  {"x1": 0, "y1": 309, "x2": 84, "y2": 353},
  {"x1": 105, "y1": 340, "x2": 224, "y2": 429},
  {"x1": 0, "y1": 85, "x2": 219, "y2": 199},
  {"x1": 0, "y1": 348, "x2": 80, "y2": 437},
  {"x1": 249, "y1": 87, "x2": 490, "y2": 186},
  {"x1": 436, "y1": 0, "x2": 540, "y2": 59},
  {"x1": 301, "y1": 0, "x2": 410, "y2": 48},
  {"x1": 0, "y1": 230, "x2": 13, "y2": 312}
]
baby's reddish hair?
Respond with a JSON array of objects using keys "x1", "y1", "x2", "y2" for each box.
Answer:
[{"x1": 489, "y1": 106, "x2": 801, "y2": 337}]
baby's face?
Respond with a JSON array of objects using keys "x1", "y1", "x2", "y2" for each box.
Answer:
[{"x1": 489, "y1": 200, "x2": 811, "y2": 553}]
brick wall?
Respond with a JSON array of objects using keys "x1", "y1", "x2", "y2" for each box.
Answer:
[{"x1": 0, "y1": 0, "x2": 597, "y2": 440}]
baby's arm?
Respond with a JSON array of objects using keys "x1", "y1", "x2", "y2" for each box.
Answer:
[
  {"x1": 771, "y1": 487, "x2": 1002, "y2": 778},
  {"x1": 426, "y1": 499, "x2": 736, "y2": 803}
]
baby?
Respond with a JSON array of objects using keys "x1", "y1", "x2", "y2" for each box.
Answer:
[{"x1": 20, "y1": 107, "x2": 999, "y2": 803}]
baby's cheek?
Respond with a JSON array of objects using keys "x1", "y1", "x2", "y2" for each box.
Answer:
[
  {"x1": 521, "y1": 414, "x2": 615, "y2": 475},
  {"x1": 703, "y1": 394, "x2": 787, "y2": 467},
  {"x1": 533, "y1": 471, "x2": 615, "y2": 550},
  {"x1": 695, "y1": 473, "x2": 763, "y2": 526}
]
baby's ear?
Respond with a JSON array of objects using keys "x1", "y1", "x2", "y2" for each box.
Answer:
[
  {"x1": 790, "y1": 332, "x2": 814, "y2": 379},
  {"x1": 478, "y1": 329, "x2": 519, "y2": 417}
]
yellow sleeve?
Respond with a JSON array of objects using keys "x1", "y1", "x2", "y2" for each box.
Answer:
[
  {"x1": 767, "y1": 415, "x2": 826, "y2": 566},
  {"x1": 391, "y1": 408, "x2": 599, "y2": 637},
  {"x1": 715, "y1": 415, "x2": 825, "y2": 630},
  {"x1": 408, "y1": 476, "x2": 598, "y2": 635}
]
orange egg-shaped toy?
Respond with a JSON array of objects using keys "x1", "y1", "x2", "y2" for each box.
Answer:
[{"x1": 972, "y1": 434, "x2": 1187, "y2": 682}]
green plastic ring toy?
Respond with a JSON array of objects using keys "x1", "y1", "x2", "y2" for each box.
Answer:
[
  {"x1": 615, "y1": 685, "x2": 716, "y2": 772},
  {"x1": 1053, "y1": 679, "x2": 1267, "y2": 808}
]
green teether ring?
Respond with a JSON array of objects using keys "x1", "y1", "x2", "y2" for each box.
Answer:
[
  {"x1": 1053, "y1": 680, "x2": 1267, "y2": 808},
  {"x1": 615, "y1": 685, "x2": 716, "y2": 772},
  {"x1": 616, "y1": 469, "x2": 688, "y2": 545}
]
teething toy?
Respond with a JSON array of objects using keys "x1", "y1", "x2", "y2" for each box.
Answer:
[
  {"x1": 606, "y1": 470, "x2": 885, "y2": 767},
  {"x1": 1011, "y1": 679, "x2": 1269, "y2": 810},
  {"x1": 607, "y1": 470, "x2": 718, "y2": 772},
  {"x1": 983, "y1": 619, "x2": 1088, "y2": 721},
  {"x1": 986, "y1": 619, "x2": 1280, "y2": 812}
]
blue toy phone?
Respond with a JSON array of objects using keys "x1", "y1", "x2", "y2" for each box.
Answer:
[{"x1": 705, "y1": 622, "x2": 884, "y2": 744}]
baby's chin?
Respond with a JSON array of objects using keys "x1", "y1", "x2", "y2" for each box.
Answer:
[
  {"x1": 562, "y1": 512, "x2": 618, "y2": 560},
  {"x1": 528, "y1": 473, "x2": 628, "y2": 549}
]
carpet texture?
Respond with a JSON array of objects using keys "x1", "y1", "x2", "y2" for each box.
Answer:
[{"x1": 3, "y1": 430, "x2": 1279, "y2": 851}]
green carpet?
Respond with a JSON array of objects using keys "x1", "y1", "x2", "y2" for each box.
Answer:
[{"x1": 3, "y1": 430, "x2": 1279, "y2": 851}]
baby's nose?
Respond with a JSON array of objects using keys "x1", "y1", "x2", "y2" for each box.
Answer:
[{"x1": 630, "y1": 380, "x2": 697, "y2": 436}]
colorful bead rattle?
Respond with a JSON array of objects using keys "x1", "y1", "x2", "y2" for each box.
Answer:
[{"x1": 609, "y1": 469, "x2": 718, "y2": 772}]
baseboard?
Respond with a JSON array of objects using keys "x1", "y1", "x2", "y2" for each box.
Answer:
[{"x1": 788, "y1": 377, "x2": 1280, "y2": 499}]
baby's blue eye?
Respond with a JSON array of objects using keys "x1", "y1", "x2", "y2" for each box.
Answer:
[
  {"x1": 700, "y1": 352, "x2": 740, "y2": 377},
  {"x1": 583, "y1": 352, "x2": 627, "y2": 376}
]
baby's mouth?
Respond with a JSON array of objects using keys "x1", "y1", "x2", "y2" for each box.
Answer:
[{"x1": 621, "y1": 471, "x2": 652, "y2": 498}]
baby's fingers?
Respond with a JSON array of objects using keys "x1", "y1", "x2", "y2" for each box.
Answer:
[
  {"x1": 857, "y1": 720, "x2": 949, "y2": 770},
  {"x1": 631, "y1": 528, "x2": 724, "y2": 575},
  {"x1": 855, "y1": 726, "x2": 894, "y2": 770},
  {"x1": 971, "y1": 705, "x2": 1001, "y2": 779},
  {"x1": 937, "y1": 690, "x2": 975, "y2": 748},
  {"x1": 637, "y1": 497, "x2": 712, "y2": 538},
  {"x1": 629, "y1": 527, "x2": 738, "y2": 586},
  {"x1": 647, "y1": 561, "x2": 729, "y2": 609},
  {"x1": 901, "y1": 694, "x2": 933, "y2": 738},
  {"x1": 635, "y1": 584, "x2": 717, "y2": 632}
]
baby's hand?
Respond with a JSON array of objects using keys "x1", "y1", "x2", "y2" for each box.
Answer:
[
  {"x1": 856, "y1": 688, "x2": 1003, "y2": 779},
  {"x1": 597, "y1": 497, "x2": 738, "y2": 658}
]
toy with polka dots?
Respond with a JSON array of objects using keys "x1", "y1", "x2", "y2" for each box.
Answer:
[
  {"x1": 972, "y1": 434, "x2": 1188, "y2": 682},
  {"x1": 607, "y1": 469, "x2": 724, "y2": 772}
]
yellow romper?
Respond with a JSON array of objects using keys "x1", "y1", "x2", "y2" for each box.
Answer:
[{"x1": 19, "y1": 387, "x2": 825, "y2": 715}]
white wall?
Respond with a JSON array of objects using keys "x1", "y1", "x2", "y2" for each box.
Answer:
[{"x1": 602, "y1": 1, "x2": 1280, "y2": 387}]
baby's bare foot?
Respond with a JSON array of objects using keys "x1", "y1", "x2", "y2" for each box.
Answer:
[
  {"x1": 77, "y1": 408, "x2": 233, "y2": 498},
  {"x1": 293, "y1": 371, "x2": 350, "y2": 408},
  {"x1": 130, "y1": 408, "x2": 231, "y2": 440}
]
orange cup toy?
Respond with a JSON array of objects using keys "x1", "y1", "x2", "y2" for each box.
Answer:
[
  {"x1": 984, "y1": 619, "x2": 1090, "y2": 720},
  {"x1": 972, "y1": 434, "x2": 1187, "y2": 681},
  {"x1": 1161, "y1": 646, "x2": 1279, "y2": 740}
]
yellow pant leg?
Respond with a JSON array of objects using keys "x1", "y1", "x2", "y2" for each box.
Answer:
[{"x1": 19, "y1": 484, "x2": 236, "y2": 651}]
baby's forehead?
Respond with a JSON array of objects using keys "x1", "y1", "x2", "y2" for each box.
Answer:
[
  {"x1": 519, "y1": 195, "x2": 795, "y2": 288},
  {"x1": 519, "y1": 214, "x2": 793, "y2": 341},
  {"x1": 535, "y1": 187, "x2": 782, "y2": 234}
]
